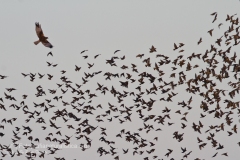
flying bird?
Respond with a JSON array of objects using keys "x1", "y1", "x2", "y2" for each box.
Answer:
[
  {"x1": 47, "y1": 52, "x2": 53, "y2": 56},
  {"x1": 149, "y1": 45, "x2": 157, "y2": 53},
  {"x1": 114, "y1": 50, "x2": 121, "y2": 54},
  {"x1": 34, "y1": 22, "x2": 53, "y2": 48}
]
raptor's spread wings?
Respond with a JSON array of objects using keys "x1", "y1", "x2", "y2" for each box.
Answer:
[{"x1": 35, "y1": 22, "x2": 45, "y2": 38}]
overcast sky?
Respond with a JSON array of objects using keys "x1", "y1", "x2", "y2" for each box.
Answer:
[{"x1": 0, "y1": 1, "x2": 240, "y2": 160}]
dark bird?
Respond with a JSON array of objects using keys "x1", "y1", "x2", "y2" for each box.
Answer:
[
  {"x1": 0, "y1": 75, "x2": 8, "y2": 79},
  {"x1": 173, "y1": 43, "x2": 178, "y2": 50},
  {"x1": 181, "y1": 147, "x2": 186, "y2": 153},
  {"x1": 81, "y1": 50, "x2": 88, "y2": 54},
  {"x1": 0, "y1": 132, "x2": 4, "y2": 137},
  {"x1": 222, "y1": 152, "x2": 228, "y2": 156},
  {"x1": 47, "y1": 52, "x2": 53, "y2": 56},
  {"x1": 75, "y1": 65, "x2": 81, "y2": 71},
  {"x1": 87, "y1": 63, "x2": 94, "y2": 69},
  {"x1": 94, "y1": 54, "x2": 101, "y2": 59},
  {"x1": 114, "y1": 50, "x2": 120, "y2": 54},
  {"x1": 136, "y1": 54, "x2": 144, "y2": 58},
  {"x1": 198, "y1": 37, "x2": 202, "y2": 45},
  {"x1": 123, "y1": 148, "x2": 128, "y2": 154},
  {"x1": 212, "y1": 152, "x2": 218, "y2": 158},
  {"x1": 208, "y1": 29, "x2": 214, "y2": 36},
  {"x1": 49, "y1": 120, "x2": 61, "y2": 129},
  {"x1": 149, "y1": 45, "x2": 156, "y2": 53}
]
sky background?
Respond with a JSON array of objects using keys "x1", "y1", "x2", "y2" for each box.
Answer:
[{"x1": 0, "y1": 1, "x2": 240, "y2": 160}]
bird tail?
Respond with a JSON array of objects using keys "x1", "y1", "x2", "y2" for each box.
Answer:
[{"x1": 34, "y1": 40, "x2": 40, "y2": 45}]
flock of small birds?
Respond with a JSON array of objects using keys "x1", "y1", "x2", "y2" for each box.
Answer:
[{"x1": 0, "y1": 12, "x2": 240, "y2": 160}]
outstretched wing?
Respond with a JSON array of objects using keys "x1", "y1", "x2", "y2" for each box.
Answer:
[
  {"x1": 49, "y1": 120, "x2": 55, "y2": 126},
  {"x1": 42, "y1": 40, "x2": 53, "y2": 48},
  {"x1": 35, "y1": 22, "x2": 45, "y2": 38}
]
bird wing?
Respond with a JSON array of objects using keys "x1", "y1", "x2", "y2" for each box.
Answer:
[
  {"x1": 49, "y1": 120, "x2": 54, "y2": 126},
  {"x1": 35, "y1": 22, "x2": 45, "y2": 38},
  {"x1": 41, "y1": 40, "x2": 53, "y2": 48}
]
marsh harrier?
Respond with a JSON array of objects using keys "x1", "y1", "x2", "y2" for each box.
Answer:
[{"x1": 34, "y1": 22, "x2": 53, "y2": 48}]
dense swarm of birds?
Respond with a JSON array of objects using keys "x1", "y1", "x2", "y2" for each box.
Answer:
[{"x1": 0, "y1": 13, "x2": 240, "y2": 160}]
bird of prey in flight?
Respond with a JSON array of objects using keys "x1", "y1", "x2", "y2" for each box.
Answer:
[{"x1": 34, "y1": 22, "x2": 53, "y2": 48}]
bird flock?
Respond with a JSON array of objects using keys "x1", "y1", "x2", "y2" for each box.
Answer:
[{"x1": 0, "y1": 12, "x2": 240, "y2": 160}]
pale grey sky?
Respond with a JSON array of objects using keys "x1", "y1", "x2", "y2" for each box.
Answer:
[{"x1": 0, "y1": 1, "x2": 240, "y2": 160}]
